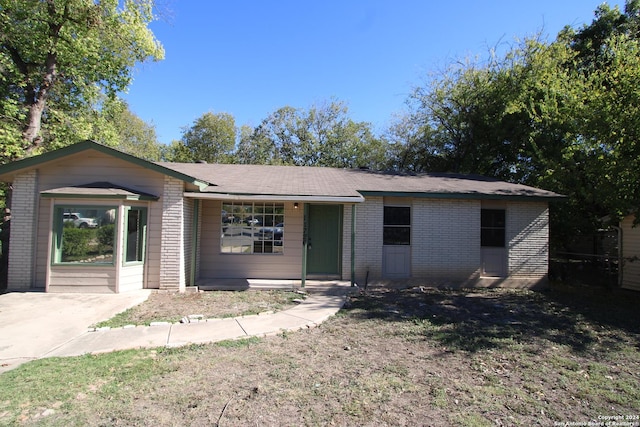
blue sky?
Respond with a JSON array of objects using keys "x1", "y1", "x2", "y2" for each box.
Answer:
[{"x1": 123, "y1": 0, "x2": 625, "y2": 145}]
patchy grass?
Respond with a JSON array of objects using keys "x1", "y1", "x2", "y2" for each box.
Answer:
[
  {"x1": 1, "y1": 283, "x2": 639, "y2": 426},
  {"x1": 93, "y1": 289, "x2": 303, "y2": 328}
]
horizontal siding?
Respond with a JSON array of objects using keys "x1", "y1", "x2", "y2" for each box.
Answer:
[
  {"x1": 38, "y1": 151, "x2": 166, "y2": 197},
  {"x1": 33, "y1": 150, "x2": 165, "y2": 291},
  {"x1": 198, "y1": 200, "x2": 304, "y2": 280},
  {"x1": 119, "y1": 264, "x2": 144, "y2": 292},
  {"x1": 49, "y1": 266, "x2": 116, "y2": 293},
  {"x1": 622, "y1": 216, "x2": 640, "y2": 291},
  {"x1": 145, "y1": 199, "x2": 163, "y2": 289}
]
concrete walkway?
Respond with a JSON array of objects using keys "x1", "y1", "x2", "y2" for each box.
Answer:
[{"x1": 0, "y1": 286, "x2": 350, "y2": 374}]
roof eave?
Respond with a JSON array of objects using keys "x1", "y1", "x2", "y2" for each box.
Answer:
[
  {"x1": 0, "y1": 140, "x2": 210, "y2": 189},
  {"x1": 357, "y1": 190, "x2": 566, "y2": 201},
  {"x1": 184, "y1": 192, "x2": 365, "y2": 203}
]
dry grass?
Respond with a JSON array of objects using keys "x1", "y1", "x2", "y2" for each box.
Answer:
[{"x1": 1, "y1": 283, "x2": 639, "y2": 426}]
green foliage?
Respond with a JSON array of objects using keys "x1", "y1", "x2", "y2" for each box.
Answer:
[
  {"x1": 97, "y1": 224, "x2": 115, "y2": 248},
  {"x1": 236, "y1": 100, "x2": 389, "y2": 168},
  {"x1": 394, "y1": 0, "x2": 640, "y2": 242},
  {"x1": 166, "y1": 112, "x2": 237, "y2": 163},
  {"x1": 0, "y1": 0, "x2": 164, "y2": 160},
  {"x1": 61, "y1": 228, "x2": 93, "y2": 258}
]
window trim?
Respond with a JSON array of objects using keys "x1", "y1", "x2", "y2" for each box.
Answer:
[
  {"x1": 123, "y1": 206, "x2": 148, "y2": 266},
  {"x1": 481, "y1": 209, "x2": 506, "y2": 248},
  {"x1": 383, "y1": 205, "x2": 411, "y2": 246},
  {"x1": 52, "y1": 204, "x2": 118, "y2": 266},
  {"x1": 221, "y1": 201, "x2": 285, "y2": 255}
]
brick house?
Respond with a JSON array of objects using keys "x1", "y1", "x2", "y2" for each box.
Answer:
[{"x1": 0, "y1": 140, "x2": 563, "y2": 293}]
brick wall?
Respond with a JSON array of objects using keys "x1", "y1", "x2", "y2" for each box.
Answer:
[
  {"x1": 412, "y1": 198, "x2": 481, "y2": 280},
  {"x1": 353, "y1": 197, "x2": 384, "y2": 280},
  {"x1": 159, "y1": 177, "x2": 185, "y2": 291},
  {"x1": 352, "y1": 197, "x2": 548, "y2": 286},
  {"x1": 7, "y1": 170, "x2": 39, "y2": 290},
  {"x1": 507, "y1": 202, "x2": 549, "y2": 278}
]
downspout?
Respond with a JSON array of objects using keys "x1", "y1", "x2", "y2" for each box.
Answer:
[
  {"x1": 351, "y1": 204, "x2": 356, "y2": 287},
  {"x1": 301, "y1": 203, "x2": 309, "y2": 288},
  {"x1": 190, "y1": 199, "x2": 200, "y2": 288}
]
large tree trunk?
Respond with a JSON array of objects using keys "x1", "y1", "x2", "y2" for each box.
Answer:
[
  {"x1": 22, "y1": 52, "x2": 57, "y2": 157},
  {"x1": 23, "y1": 100, "x2": 47, "y2": 156}
]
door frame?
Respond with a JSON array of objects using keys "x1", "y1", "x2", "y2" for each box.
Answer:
[{"x1": 304, "y1": 204, "x2": 342, "y2": 279}]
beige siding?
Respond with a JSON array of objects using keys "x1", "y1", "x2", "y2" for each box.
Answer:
[
  {"x1": 33, "y1": 150, "x2": 166, "y2": 292},
  {"x1": 35, "y1": 197, "x2": 51, "y2": 288},
  {"x1": 197, "y1": 200, "x2": 303, "y2": 280},
  {"x1": 622, "y1": 215, "x2": 640, "y2": 291},
  {"x1": 119, "y1": 265, "x2": 144, "y2": 293},
  {"x1": 38, "y1": 151, "x2": 166, "y2": 196},
  {"x1": 49, "y1": 267, "x2": 117, "y2": 293},
  {"x1": 145, "y1": 197, "x2": 163, "y2": 289}
]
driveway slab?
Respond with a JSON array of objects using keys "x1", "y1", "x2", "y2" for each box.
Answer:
[{"x1": 0, "y1": 290, "x2": 151, "y2": 372}]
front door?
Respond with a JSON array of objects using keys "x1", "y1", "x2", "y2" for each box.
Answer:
[{"x1": 306, "y1": 205, "x2": 341, "y2": 277}]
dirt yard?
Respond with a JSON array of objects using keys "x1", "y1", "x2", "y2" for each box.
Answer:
[{"x1": 2, "y1": 283, "x2": 639, "y2": 426}]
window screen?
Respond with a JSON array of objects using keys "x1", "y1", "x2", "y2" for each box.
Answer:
[
  {"x1": 383, "y1": 206, "x2": 411, "y2": 245},
  {"x1": 481, "y1": 209, "x2": 506, "y2": 247}
]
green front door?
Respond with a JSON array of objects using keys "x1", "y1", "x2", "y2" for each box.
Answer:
[{"x1": 306, "y1": 205, "x2": 342, "y2": 276}]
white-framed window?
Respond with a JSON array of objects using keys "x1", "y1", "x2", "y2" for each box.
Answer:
[{"x1": 221, "y1": 202, "x2": 284, "y2": 254}]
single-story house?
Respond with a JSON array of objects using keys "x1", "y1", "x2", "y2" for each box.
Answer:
[
  {"x1": 0, "y1": 140, "x2": 564, "y2": 293},
  {"x1": 620, "y1": 215, "x2": 640, "y2": 291}
]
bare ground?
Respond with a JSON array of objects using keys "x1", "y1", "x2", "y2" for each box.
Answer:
[
  {"x1": 3, "y1": 283, "x2": 640, "y2": 426},
  {"x1": 94, "y1": 289, "x2": 304, "y2": 327}
]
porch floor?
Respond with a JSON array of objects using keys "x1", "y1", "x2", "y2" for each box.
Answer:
[{"x1": 195, "y1": 279, "x2": 356, "y2": 295}]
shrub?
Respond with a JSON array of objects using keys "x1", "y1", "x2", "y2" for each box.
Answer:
[
  {"x1": 62, "y1": 228, "x2": 93, "y2": 259},
  {"x1": 97, "y1": 224, "x2": 115, "y2": 248}
]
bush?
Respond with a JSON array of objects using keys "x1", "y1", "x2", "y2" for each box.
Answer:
[
  {"x1": 97, "y1": 224, "x2": 115, "y2": 248},
  {"x1": 62, "y1": 228, "x2": 93, "y2": 259}
]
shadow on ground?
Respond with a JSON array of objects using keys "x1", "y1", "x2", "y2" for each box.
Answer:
[{"x1": 344, "y1": 283, "x2": 640, "y2": 354}]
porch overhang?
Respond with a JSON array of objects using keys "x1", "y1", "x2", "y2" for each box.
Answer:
[
  {"x1": 183, "y1": 192, "x2": 365, "y2": 203},
  {"x1": 41, "y1": 182, "x2": 159, "y2": 201}
]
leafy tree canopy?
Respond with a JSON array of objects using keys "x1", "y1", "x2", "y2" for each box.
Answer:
[
  {"x1": 0, "y1": 0, "x2": 164, "y2": 161},
  {"x1": 236, "y1": 100, "x2": 389, "y2": 169}
]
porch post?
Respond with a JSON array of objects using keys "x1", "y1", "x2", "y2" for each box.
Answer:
[
  {"x1": 301, "y1": 203, "x2": 309, "y2": 288},
  {"x1": 351, "y1": 204, "x2": 356, "y2": 287}
]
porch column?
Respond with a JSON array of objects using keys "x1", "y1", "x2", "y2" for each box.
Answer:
[
  {"x1": 159, "y1": 177, "x2": 186, "y2": 292},
  {"x1": 7, "y1": 170, "x2": 38, "y2": 290}
]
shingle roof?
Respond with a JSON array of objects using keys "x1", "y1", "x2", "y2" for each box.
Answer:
[{"x1": 157, "y1": 162, "x2": 563, "y2": 201}]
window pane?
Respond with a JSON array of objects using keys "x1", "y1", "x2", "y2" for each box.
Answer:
[
  {"x1": 481, "y1": 209, "x2": 505, "y2": 228},
  {"x1": 481, "y1": 209, "x2": 506, "y2": 247},
  {"x1": 384, "y1": 206, "x2": 411, "y2": 226},
  {"x1": 56, "y1": 206, "x2": 116, "y2": 264},
  {"x1": 125, "y1": 209, "x2": 146, "y2": 263},
  {"x1": 221, "y1": 202, "x2": 285, "y2": 254},
  {"x1": 384, "y1": 227, "x2": 411, "y2": 245}
]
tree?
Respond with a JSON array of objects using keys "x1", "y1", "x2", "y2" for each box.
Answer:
[
  {"x1": 0, "y1": 0, "x2": 164, "y2": 160},
  {"x1": 237, "y1": 100, "x2": 389, "y2": 169},
  {"x1": 393, "y1": 0, "x2": 640, "y2": 245},
  {"x1": 102, "y1": 99, "x2": 162, "y2": 161},
  {"x1": 167, "y1": 112, "x2": 237, "y2": 163}
]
